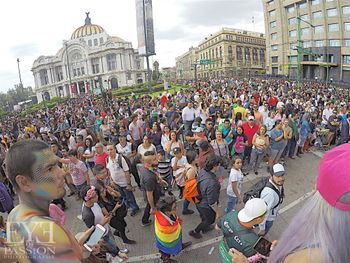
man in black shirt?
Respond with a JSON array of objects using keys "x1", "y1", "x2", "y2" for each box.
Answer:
[{"x1": 140, "y1": 151, "x2": 168, "y2": 226}]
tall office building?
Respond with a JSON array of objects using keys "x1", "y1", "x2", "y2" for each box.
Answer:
[{"x1": 263, "y1": 0, "x2": 350, "y2": 84}]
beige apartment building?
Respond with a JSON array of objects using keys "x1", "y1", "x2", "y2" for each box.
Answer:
[
  {"x1": 175, "y1": 28, "x2": 266, "y2": 80},
  {"x1": 175, "y1": 47, "x2": 198, "y2": 80},
  {"x1": 263, "y1": 0, "x2": 350, "y2": 84}
]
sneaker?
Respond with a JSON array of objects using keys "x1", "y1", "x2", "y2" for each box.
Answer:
[
  {"x1": 123, "y1": 239, "x2": 136, "y2": 245},
  {"x1": 141, "y1": 220, "x2": 152, "y2": 227},
  {"x1": 119, "y1": 248, "x2": 129, "y2": 254},
  {"x1": 130, "y1": 209, "x2": 139, "y2": 217},
  {"x1": 202, "y1": 225, "x2": 215, "y2": 234},
  {"x1": 189, "y1": 230, "x2": 202, "y2": 239},
  {"x1": 182, "y1": 241, "x2": 192, "y2": 250},
  {"x1": 182, "y1": 209, "x2": 194, "y2": 215}
]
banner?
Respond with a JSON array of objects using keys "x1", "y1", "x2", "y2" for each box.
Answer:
[{"x1": 135, "y1": 0, "x2": 155, "y2": 56}]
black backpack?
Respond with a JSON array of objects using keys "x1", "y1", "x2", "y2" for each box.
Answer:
[
  {"x1": 243, "y1": 177, "x2": 284, "y2": 210},
  {"x1": 117, "y1": 154, "x2": 133, "y2": 172}
]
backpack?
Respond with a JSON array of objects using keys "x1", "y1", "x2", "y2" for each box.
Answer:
[
  {"x1": 117, "y1": 154, "x2": 133, "y2": 171},
  {"x1": 183, "y1": 169, "x2": 202, "y2": 203},
  {"x1": 243, "y1": 177, "x2": 284, "y2": 210},
  {"x1": 234, "y1": 136, "x2": 245, "y2": 153},
  {"x1": 0, "y1": 182, "x2": 14, "y2": 213}
]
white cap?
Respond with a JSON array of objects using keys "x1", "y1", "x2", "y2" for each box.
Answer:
[
  {"x1": 248, "y1": 116, "x2": 255, "y2": 121},
  {"x1": 277, "y1": 102, "x2": 285, "y2": 108},
  {"x1": 273, "y1": 163, "x2": 285, "y2": 177},
  {"x1": 238, "y1": 198, "x2": 267, "y2": 223},
  {"x1": 194, "y1": 127, "x2": 204, "y2": 133}
]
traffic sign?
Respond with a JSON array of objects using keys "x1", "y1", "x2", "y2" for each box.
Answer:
[{"x1": 200, "y1": 59, "x2": 211, "y2": 65}]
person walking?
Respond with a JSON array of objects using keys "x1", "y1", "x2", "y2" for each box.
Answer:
[
  {"x1": 250, "y1": 125, "x2": 269, "y2": 175},
  {"x1": 189, "y1": 155, "x2": 221, "y2": 239},
  {"x1": 225, "y1": 156, "x2": 243, "y2": 213}
]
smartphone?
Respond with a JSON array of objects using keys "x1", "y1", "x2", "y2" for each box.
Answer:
[
  {"x1": 83, "y1": 224, "x2": 106, "y2": 252},
  {"x1": 253, "y1": 237, "x2": 272, "y2": 256}
]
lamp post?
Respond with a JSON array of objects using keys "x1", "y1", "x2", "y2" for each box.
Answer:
[
  {"x1": 64, "y1": 41, "x2": 73, "y2": 95},
  {"x1": 297, "y1": 16, "x2": 315, "y2": 88},
  {"x1": 17, "y1": 58, "x2": 23, "y2": 87}
]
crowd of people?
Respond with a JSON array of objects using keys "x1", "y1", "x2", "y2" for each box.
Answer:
[{"x1": 0, "y1": 76, "x2": 349, "y2": 263}]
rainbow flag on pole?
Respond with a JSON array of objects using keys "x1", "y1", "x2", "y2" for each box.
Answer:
[{"x1": 154, "y1": 210, "x2": 182, "y2": 255}]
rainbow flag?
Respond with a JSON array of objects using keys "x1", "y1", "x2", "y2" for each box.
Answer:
[{"x1": 154, "y1": 210, "x2": 182, "y2": 255}]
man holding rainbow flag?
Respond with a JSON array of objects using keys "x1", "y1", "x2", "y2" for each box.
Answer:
[{"x1": 154, "y1": 195, "x2": 192, "y2": 263}]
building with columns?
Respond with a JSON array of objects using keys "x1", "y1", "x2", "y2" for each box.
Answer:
[
  {"x1": 175, "y1": 28, "x2": 266, "y2": 80},
  {"x1": 175, "y1": 47, "x2": 198, "y2": 80},
  {"x1": 32, "y1": 13, "x2": 146, "y2": 102}
]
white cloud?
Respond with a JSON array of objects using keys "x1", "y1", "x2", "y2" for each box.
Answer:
[{"x1": 0, "y1": 0, "x2": 264, "y2": 92}]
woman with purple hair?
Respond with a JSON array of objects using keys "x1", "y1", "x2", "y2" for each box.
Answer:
[
  {"x1": 231, "y1": 144, "x2": 350, "y2": 263},
  {"x1": 268, "y1": 144, "x2": 350, "y2": 263}
]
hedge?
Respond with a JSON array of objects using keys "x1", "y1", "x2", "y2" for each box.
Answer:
[{"x1": 20, "y1": 97, "x2": 69, "y2": 117}]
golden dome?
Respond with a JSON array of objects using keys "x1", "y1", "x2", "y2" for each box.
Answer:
[{"x1": 71, "y1": 12, "x2": 105, "y2": 40}]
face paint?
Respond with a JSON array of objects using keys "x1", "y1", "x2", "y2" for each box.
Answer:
[{"x1": 31, "y1": 149, "x2": 66, "y2": 201}]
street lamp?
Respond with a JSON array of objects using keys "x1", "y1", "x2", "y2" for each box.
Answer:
[
  {"x1": 297, "y1": 16, "x2": 315, "y2": 88},
  {"x1": 63, "y1": 41, "x2": 73, "y2": 93}
]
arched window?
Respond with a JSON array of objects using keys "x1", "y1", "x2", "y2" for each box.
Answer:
[
  {"x1": 228, "y1": 46, "x2": 233, "y2": 59},
  {"x1": 106, "y1": 53, "x2": 117, "y2": 71},
  {"x1": 219, "y1": 46, "x2": 222, "y2": 58}
]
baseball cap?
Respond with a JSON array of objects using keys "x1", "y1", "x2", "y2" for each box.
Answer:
[
  {"x1": 272, "y1": 163, "x2": 285, "y2": 177},
  {"x1": 317, "y1": 144, "x2": 350, "y2": 211},
  {"x1": 238, "y1": 198, "x2": 267, "y2": 223},
  {"x1": 173, "y1": 147, "x2": 181, "y2": 154},
  {"x1": 194, "y1": 127, "x2": 204, "y2": 133},
  {"x1": 248, "y1": 116, "x2": 255, "y2": 121}
]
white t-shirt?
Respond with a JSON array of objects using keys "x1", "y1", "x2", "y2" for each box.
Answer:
[
  {"x1": 106, "y1": 155, "x2": 129, "y2": 187},
  {"x1": 227, "y1": 168, "x2": 244, "y2": 197},
  {"x1": 182, "y1": 106, "x2": 196, "y2": 122},
  {"x1": 116, "y1": 142, "x2": 132, "y2": 156},
  {"x1": 171, "y1": 155, "x2": 188, "y2": 186},
  {"x1": 84, "y1": 147, "x2": 95, "y2": 162},
  {"x1": 137, "y1": 144, "x2": 156, "y2": 156}
]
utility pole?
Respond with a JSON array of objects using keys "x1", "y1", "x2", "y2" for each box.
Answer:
[
  {"x1": 297, "y1": 16, "x2": 302, "y2": 89},
  {"x1": 142, "y1": 0, "x2": 152, "y2": 82},
  {"x1": 191, "y1": 60, "x2": 198, "y2": 88},
  {"x1": 17, "y1": 58, "x2": 23, "y2": 87},
  {"x1": 64, "y1": 41, "x2": 73, "y2": 95}
]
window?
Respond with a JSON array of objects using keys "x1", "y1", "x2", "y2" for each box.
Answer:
[
  {"x1": 287, "y1": 6, "x2": 295, "y2": 13},
  {"x1": 289, "y1": 56, "x2": 297, "y2": 63},
  {"x1": 270, "y1": 21, "x2": 277, "y2": 28},
  {"x1": 327, "y1": 8, "x2": 337, "y2": 17},
  {"x1": 267, "y1": 0, "x2": 274, "y2": 5},
  {"x1": 343, "y1": 6, "x2": 350, "y2": 14},
  {"x1": 328, "y1": 23, "x2": 339, "y2": 32},
  {"x1": 345, "y1": 22, "x2": 350, "y2": 31},
  {"x1": 300, "y1": 14, "x2": 308, "y2": 21},
  {"x1": 269, "y1": 10, "x2": 276, "y2": 16},
  {"x1": 236, "y1": 46, "x2": 243, "y2": 60},
  {"x1": 271, "y1": 44, "x2": 278, "y2": 51},
  {"x1": 54, "y1": 66, "x2": 63, "y2": 82},
  {"x1": 311, "y1": 0, "x2": 320, "y2": 5},
  {"x1": 330, "y1": 39, "x2": 340, "y2": 46},
  {"x1": 91, "y1": 58, "x2": 100, "y2": 74},
  {"x1": 290, "y1": 43, "x2": 297, "y2": 50},
  {"x1": 313, "y1": 11, "x2": 323, "y2": 19},
  {"x1": 106, "y1": 53, "x2": 117, "y2": 71},
  {"x1": 303, "y1": 41, "x2": 311, "y2": 48},
  {"x1": 271, "y1": 56, "x2": 278, "y2": 63},
  {"x1": 315, "y1": 55, "x2": 323, "y2": 62},
  {"x1": 127, "y1": 71, "x2": 132, "y2": 80},
  {"x1": 245, "y1": 47, "x2": 251, "y2": 61},
  {"x1": 315, "y1": 40, "x2": 324, "y2": 47},
  {"x1": 326, "y1": 0, "x2": 334, "y2": 2},
  {"x1": 343, "y1": 55, "x2": 350, "y2": 64},
  {"x1": 99, "y1": 37, "x2": 104, "y2": 45},
  {"x1": 81, "y1": 67, "x2": 85, "y2": 75},
  {"x1": 88, "y1": 40, "x2": 92, "y2": 47},
  {"x1": 94, "y1": 39, "x2": 98, "y2": 46},
  {"x1": 299, "y1": 2, "x2": 307, "y2": 9},
  {"x1": 288, "y1": 17, "x2": 296, "y2": 25},
  {"x1": 289, "y1": 30, "x2": 297, "y2": 37},
  {"x1": 314, "y1": 25, "x2": 324, "y2": 34},
  {"x1": 301, "y1": 28, "x2": 310, "y2": 36},
  {"x1": 345, "y1": 39, "x2": 350, "y2": 47},
  {"x1": 271, "y1": 33, "x2": 277, "y2": 40},
  {"x1": 39, "y1": 69, "x2": 49, "y2": 86}
]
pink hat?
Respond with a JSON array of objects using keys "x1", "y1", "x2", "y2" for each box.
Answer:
[{"x1": 317, "y1": 144, "x2": 350, "y2": 211}]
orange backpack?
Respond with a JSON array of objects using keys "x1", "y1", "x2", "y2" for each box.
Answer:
[{"x1": 183, "y1": 177, "x2": 202, "y2": 203}]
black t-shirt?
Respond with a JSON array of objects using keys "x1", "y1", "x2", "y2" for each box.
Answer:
[{"x1": 139, "y1": 166, "x2": 161, "y2": 201}]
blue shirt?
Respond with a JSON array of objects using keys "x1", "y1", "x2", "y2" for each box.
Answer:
[{"x1": 270, "y1": 128, "x2": 285, "y2": 150}]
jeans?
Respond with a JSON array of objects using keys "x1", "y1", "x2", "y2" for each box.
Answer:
[
  {"x1": 182, "y1": 198, "x2": 190, "y2": 213},
  {"x1": 282, "y1": 137, "x2": 297, "y2": 158},
  {"x1": 243, "y1": 146, "x2": 253, "y2": 166},
  {"x1": 116, "y1": 185, "x2": 139, "y2": 212},
  {"x1": 184, "y1": 121, "x2": 194, "y2": 132},
  {"x1": 194, "y1": 205, "x2": 216, "y2": 233},
  {"x1": 250, "y1": 149, "x2": 264, "y2": 172},
  {"x1": 265, "y1": 220, "x2": 274, "y2": 234},
  {"x1": 225, "y1": 196, "x2": 238, "y2": 214},
  {"x1": 75, "y1": 182, "x2": 88, "y2": 196},
  {"x1": 103, "y1": 229, "x2": 119, "y2": 256}
]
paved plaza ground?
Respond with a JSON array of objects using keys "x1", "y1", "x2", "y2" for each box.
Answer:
[{"x1": 58, "y1": 150, "x2": 323, "y2": 263}]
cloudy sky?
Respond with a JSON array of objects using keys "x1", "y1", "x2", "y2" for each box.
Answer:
[{"x1": 0, "y1": 0, "x2": 265, "y2": 92}]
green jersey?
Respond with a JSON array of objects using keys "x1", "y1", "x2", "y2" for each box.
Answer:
[{"x1": 218, "y1": 210, "x2": 259, "y2": 262}]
